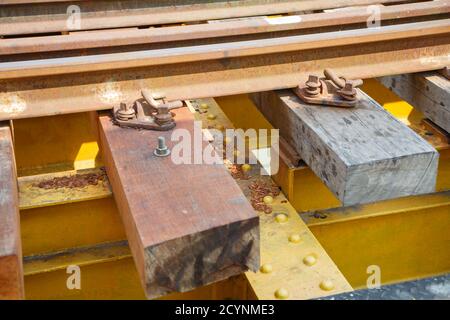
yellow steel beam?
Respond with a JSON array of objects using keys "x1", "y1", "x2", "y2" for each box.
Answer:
[
  {"x1": 12, "y1": 113, "x2": 126, "y2": 257},
  {"x1": 18, "y1": 167, "x2": 111, "y2": 210},
  {"x1": 301, "y1": 192, "x2": 450, "y2": 288},
  {"x1": 12, "y1": 112, "x2": 101, "y2": 176},
  {"x1": 24, "y1": 241, "x2": 144, "y2": 300},
  {"x1": 245, "y1": 189, "x2": 352, "y2": 299},
  {"x1": 21, "y1": 198, "x2": 125, "y2": 256},
  {"x1": 24, "y1": 240, "x2": 249, "y2": 300}
]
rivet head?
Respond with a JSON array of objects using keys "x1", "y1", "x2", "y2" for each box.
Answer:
[
  {"x1": 260, "y1": 264, "x2": 273, "y2": 274},
  {"x1": 303, "y1": 254, "x2": 317, "y2": 266},
  {"x1": 288, "y1": 234, "x2": 301, "y2": 243},
  {"x1": 207, "y1": 114, "x2": 217, "y2": 120},
  {"x1": 241, "y1": 164, "x2": 252, "y2": 172},
  {"x1": 274, "y1": 288, "x2": 289, "y2": 299},
  {"x1": 200, "y1": 103, "x2": 209, "y2": 109},
  {"x1": 319, "y1": 280, "x2": 335, "y2": 291},
  {"x1": 263, "y1": 195, "x2": 273, "y2": 204},
  {"x1": 275, "y1": 213, "x2": 288, "y2": 223}
]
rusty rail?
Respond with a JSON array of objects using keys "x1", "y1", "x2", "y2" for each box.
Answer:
[
  {"x1": 0, "y1": 0, "x2": 448, "y2": 121},
  {"x1": 1, "y1": 19, "x2": 449, "y2": 80},
  {"x1": 1, "y1": 1, "x2": 449, "y2": 55},
  {"x1": 0, "y1": 0, "x2": 413, "y2": 36},
  {"x1": 1, "y1": 33, "x2": 448, "y2": 120}
]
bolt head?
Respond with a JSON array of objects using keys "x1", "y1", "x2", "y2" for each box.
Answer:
[
  {"x1": 338, "y1": 81, "x2": 357, "y2": 101},
  {"x1": 306, "y1": 75, "x2": 321, "y2": 88},
  {"x1": 308, "y1": 74, "x2": 319, "y2": 83}
]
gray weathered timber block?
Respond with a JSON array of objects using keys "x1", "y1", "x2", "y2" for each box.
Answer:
[
  {"x1": 379, "y1": 73, "x2": 450, "y2": 133},
  {"x1": 251, "y1": 90, "x2": 439, "y2": 206}
]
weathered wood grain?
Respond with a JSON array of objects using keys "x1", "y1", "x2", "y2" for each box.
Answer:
[
  {"x1": 0, "y1": 122, "x2": 24, "y2": 300},
  {"x1": 98, "y1": 108, "x2": 259, "y2": 299},
  {"x1": 251, "y1": 90, "x2": 439, "y2": 206},
  {"x1": 379, "y1": 72, "x2": 450, "y2": 133}
]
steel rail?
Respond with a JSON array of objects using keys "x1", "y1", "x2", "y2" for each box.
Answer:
[
  {"x1": 1, "y1": 0, "x2": 74, "y2": 3},
  {"x1": 1, "y1": 1, "x2": 448, "y2": 55},
  {"x1": 0, "y1": 0, "x2": 411, "y2": 36},
  {"x1": 1, "y1": 19, "x2": 449, "y2": 80},
  {"x1": 0, "y1": 23, "x2": 448, "y2": 121}
]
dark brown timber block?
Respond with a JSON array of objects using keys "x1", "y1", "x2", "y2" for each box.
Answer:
[
  {"x1": 379, "y1": 72, "x2": 450, "y2": 133},
  {"x1": 98, "y1": 108, "x2": 259, "y2": 299},
  {"x1": 0, "y1": 122, "x2": 24, "y2": 300},
  {"x1": 251, "y1": 90, "x2": 439, "y2": 206}
]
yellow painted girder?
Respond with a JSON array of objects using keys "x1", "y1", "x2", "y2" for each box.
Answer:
[
  {"x1": 24, "y1": 241, "x2": 131, "y2": 277},
  {"x1": 303, "y1": 191, "x2": 450, "y2": 225},
  {"x1": 13, "y1": 112, "x2": 101, "y2": 176},
  {"x1": 302, "y1": 195, "x2": 450, "y2": 288},
  {"x1": 18, "y1": 167, "x2": 111, "y2": 210},
  {"x1": 245, "y1": 189, "x2": 353, "y2": 299},
  {"x1": 24, "y1": 241, "x2": 145, "y2": 300},
  {"x1": 24, "y1": 241, "x2": 250, "y2": 300},
  {"x1": 21, "y1": 196, "x2": 125, "y2": 256}
]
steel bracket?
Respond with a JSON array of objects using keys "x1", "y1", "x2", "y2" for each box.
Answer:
[
  {"x1": 294, "y1": 69, "x2": 363, "y2": 108},
  {"x1": 113, "y1": 89, "x2": 184, "y2": 130}
]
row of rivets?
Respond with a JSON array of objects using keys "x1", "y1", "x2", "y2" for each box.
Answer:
[{"x1": 269, "y1": 207, "x2": 334, "y2": 299}]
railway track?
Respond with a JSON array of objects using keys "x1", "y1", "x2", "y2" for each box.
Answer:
[
  {"x1": 1, "y1": 0, "x2": 449, "y2": 301},
  {"x1": 0, "y1": 0, "x2": 449, "y2": 120}
]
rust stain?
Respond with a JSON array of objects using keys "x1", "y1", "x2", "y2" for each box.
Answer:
[
  {"x1": 249, "y1": 180, "x2": 280, "y2": 214},
  {"x1": 33, "y1": 168, "x2": 106, "y2": 190},
  {"x1": 0, "y1": 93, "x2": 27, "y2": 114}
]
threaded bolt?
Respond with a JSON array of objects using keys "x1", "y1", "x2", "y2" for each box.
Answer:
[
  {"x1": 116, "y1": 102, "x2": 135, "y2": 121},
  {"x1": 338, "y1": 81, "x2": 357, "y2": 101},
  {"x1": 305, "y1": 75, "x2": 321, "y2": 96},
  {"x1": 154, "y1": 136, "x2": 170, "y2": 157}
]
